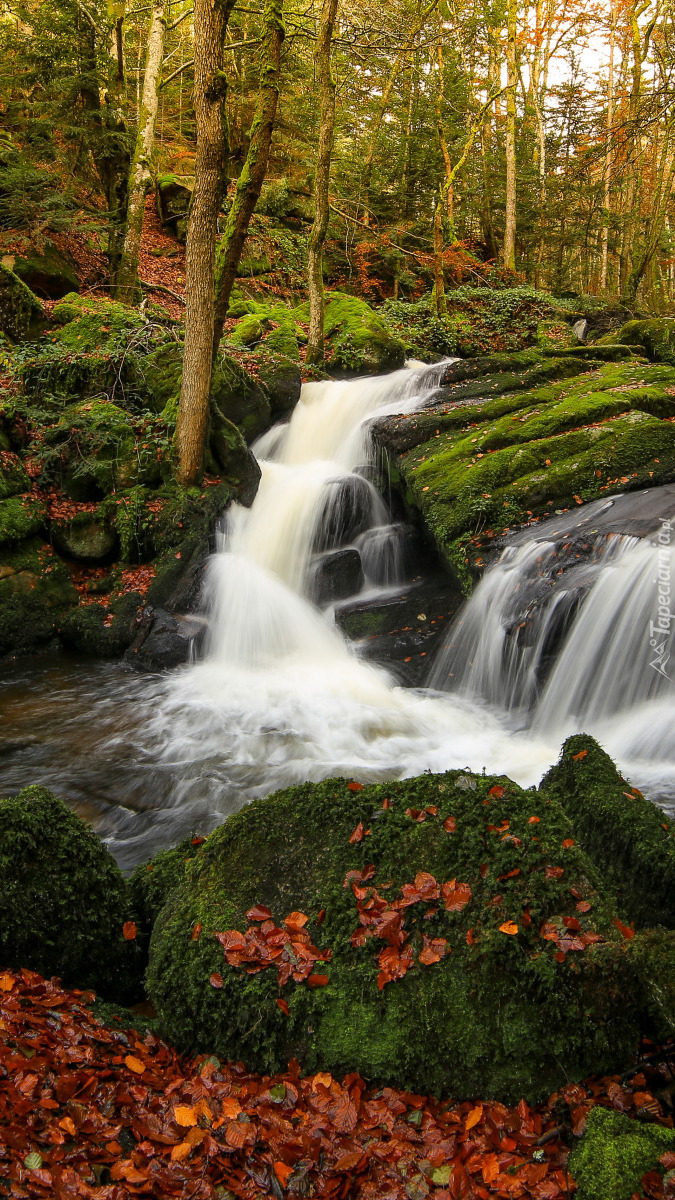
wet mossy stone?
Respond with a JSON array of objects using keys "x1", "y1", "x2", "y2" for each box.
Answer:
[
  {"x1": 50, "y1": 507, "x2": 118, "y2": 562},
  {"x1": 295, "y1": 291, "x2": 406, "y2": 375},
  {"x1": 230, "y1": 313, "x2": 264, "y2": 347},
  {"x1": 4, "y1": 239, "x2": 79, "y2": 299},
  {"x1": 569, "y1": 1107, "x2": 675, "y2": 1200},
  {"x1": 0, "y1": 264, "x2": 45, "y2": 342},
  {"x1": 0, "y1": 493, "x2": 46, "y2": 546},
  {"x1": 0, "y1": 785, "x2": 141, "y2": 1000},
  {"x1": 128, "y1": 837, "x2": 206, "y2": 949},
  {"x1": 155, "y1": 175, "x2": 193, "y2": 242},
  {"x1": 257, "y1": 356, "x2": 302, "y2": 415},
  {"x1": 43, "y1": 399, "x2": 161, "y2": 500},
  {"x1": 0, "y1": 450, "x2": 30, "y2": 499},
  {"x1": 211, "y1": 354, "x2": 271, "y2": 444},
  {"x1": 0, "y1": 538, "x2": 77, "y2": 656},
  {"x1": 58, "y1": 589, "x2": 141, "y2": 658},
  {"x1": 613, "y1": 318, "x2": 675, "y2": 367},
  {"x1": 208, "y1": 405, "x2": 261, "y2": 502},
  {"x1": 50, "y1": 292, "x2": 145, "y2": 353},
  {"x1": 148, "y1": 771, "x2": 647, "y2": 1103},
  {"x1": 540, "y1": 734, "x2": 675, "y2": 930}
]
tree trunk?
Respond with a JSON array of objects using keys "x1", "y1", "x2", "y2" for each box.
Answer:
[
  {"x1": 503, "y1": 0, "x2": 517, "y2": 272},
  {"x1": 212, "y1": 0, "x2": 285, "y2": 357},
  {"x1": 600, "y1": 2, "x2": 616, "y2": 293},
  {"x1": 116, "y1": 0, "x2": 166, "y2": 303},
  {"x1": 174, "y1": 0, "x2": 237, "y2": 487},
  {"x1": 106, "y1": 2, "x2": 131, "y2": 286},
  {"x1": 305, "y1": 0, "x2": 339, "y2": 367}
]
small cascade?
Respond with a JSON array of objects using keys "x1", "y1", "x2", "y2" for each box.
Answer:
[{"x1": 430, "y1": 523, "x2": 675, "y2": 771}]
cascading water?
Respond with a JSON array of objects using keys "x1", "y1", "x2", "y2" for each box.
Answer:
[{"x1": 3, "y1": 362, "x2": 675, "y2": 870}]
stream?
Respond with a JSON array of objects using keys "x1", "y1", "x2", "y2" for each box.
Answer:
[{"x1": 2, "y1": 360, "x2": 675, "y2": 871}]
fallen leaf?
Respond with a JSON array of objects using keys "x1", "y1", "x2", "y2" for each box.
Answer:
[
  {"x1": 174, "y1": 1105, "x2": 198, "y2": 1127},
  {"x1": 122, "y1": 921, "x2": 137, "y2": 941},
  {"x1": 499, "y1": 921, "x2": 519, "y2": 935},
  {"x1": 124, "y1": 1055, "x2": 146, "y2": 1074}
]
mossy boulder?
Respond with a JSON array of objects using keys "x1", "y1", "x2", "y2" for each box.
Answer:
[
  {"x1": 128, "y1": 837, "x2": 206, "y2": 961},
  {"x1": 42, "y1": 398, "x2": 162, "y2": 499},
  {"x1": 50, "y1": 292, "x2": 146, "y2": 353},
  {"x1": 3, "y1": 239, "x2": 79, "y2": 299},
  {"x1": 569, "y1": 1107, "x2": 675, "y2": 1200},
  {"x1": 613, "y1": 318, "x2": 675, "y2": 367},
  {"x1": 0, "y1": 493, "x2": 46, "y2": 546},
  {"x1": 0, "y1": 538, "x2": 77, "y2": 656},
  {"x1": 230, "y1": 313, "x2": 265, "y2": 347},
  {"x1": 0, "y1": 264, "x2": 45, "y2": 342},
  {"x1": 0, "y1": 785, "x2": 141, "y2": 999},
  {"x1": 258, "y1": 357, "x2": 302, "y2": 415},
  {"x1": 293, "y1": 292, "x2": 406, "y2": 375},
  {"x1": 50, "y1": 507, "x2": 118, "y2": 562},
  {"x1": 385, "y1": 358, "x2": 675, "y2": 575},
  {"x1": 148, "y1": 768, "x2": 652, "y2": 1103},
  {"x1": 156, "y1": 175, "x2": 192, "y2": 242},
  {"x1": 211, "y1": 354, "x2": 271, "y2": 443},
  {"x1": 540, "y1": 734, "x2": 675, "y2": 930},
  {"x1": 58, "y1": 589, "x2": 142, "y2": 657}
]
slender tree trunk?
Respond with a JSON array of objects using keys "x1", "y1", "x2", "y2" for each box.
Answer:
[
  {"x1": 106, "y1": 1, "x2": 131, "y2": 285},
  {"x1": 305, "y1": 0, "x2": 339, "y2": 366},
  {"x1": 503, "y1": 0, "x2": 517, "y2": 272},
  {"x1": 432, "y1": 192, "x2": 445, "y2": 316},
  {"x1": 175, "y1": 0, "x2": 237, "y2": 487},
  {"x1": 211, "y1": 0, "x2": 285, "y2": 357},
  {"x1": 600, "y1": 2, "x2": 616, "y2": 293},
  {"x1": 116, "y1": 0, "x2": 166, "y2": 303}
]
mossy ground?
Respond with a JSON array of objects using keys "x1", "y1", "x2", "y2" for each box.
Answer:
[
  {"x1": 389, "y1": 357, "x2": 675, "y2": 579},
  {"x1": 0, "y1": 537, "x2": 77, "y2": 655},
  {"x1": 0, "y1": 785, "x2": 142, "y2": 1001},
  {"x1": 569, "y1": 1107, "x2": 675, "y2": 1200},
  {"x1": 147, "y1": 761, "x2": 656, "y2": 1103}
]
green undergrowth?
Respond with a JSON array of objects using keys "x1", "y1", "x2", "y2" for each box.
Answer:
[
  {"x1": 569, "y1": 1107, "x2": 675, "y2": 1200},
  {"x1": 146, "y1": 751, "x2": 669, "y2": 1103},
  {"x1": 390, "y1": 358, "x2": 675, "y2": 577}
]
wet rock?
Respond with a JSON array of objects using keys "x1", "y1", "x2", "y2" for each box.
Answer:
[
  {"x1": 313, "y1": 475, "x2": 380, "y2": 553},
  {"x1": 125, "y1": 606, "x2": 207, "y2": 671},
  {"x1": 0, "y1": 264, "x2": 45, "y2": 342},
  {"x1": 0, "y1": 538, "x2": 77, "y2": 658},
  {"x1": 310, "y1": 547, "x2": 363, "y2": 606},
  {"x1": 3, "y1": 240, "x2": 79, "y2": 299},
  {"x1": 51, "y1": 512, "x2": 117, "y2": 562},
  {"x1": 258, "y1": 359, "x2": 302, "y2": 416}
]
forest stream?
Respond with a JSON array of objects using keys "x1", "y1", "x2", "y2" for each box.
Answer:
[{"x1": 2, "y1": 359, "x2": 675, "y2": 872}]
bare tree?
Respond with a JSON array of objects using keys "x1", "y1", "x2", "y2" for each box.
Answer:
[{"x1": 306, "y1": 0, "x2": 339, "y2": 367}]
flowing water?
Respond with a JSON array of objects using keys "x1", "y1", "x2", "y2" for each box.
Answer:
[{"x1": 2, "y1": 361, "x2": 675, "y2": 869}]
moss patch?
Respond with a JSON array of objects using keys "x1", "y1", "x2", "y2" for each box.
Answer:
[
  {"x1": 0, "y1": 537, "x2": 77, "y2": 655},
  {"x1": 0, "y1": 492, "x2": 46, "y2": 545},
  {"x1": 0, "y1": 264, "x2": 45, "y2": 342},
  {"x1": 569, "y1": 1107, "x2": 675, "y2": 1200}
]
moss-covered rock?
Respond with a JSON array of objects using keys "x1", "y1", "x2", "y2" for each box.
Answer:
[
  {"x1": 315, "y1": 292, "x2": 406, "y2": 374},
  {"x1": 0, "y1": 493, "x2": 46, "y2": 546},
  {"x1": 50, "y1": 292, "x2": 146, "y2": 353},
  {"x1": 0, "y1": 538, "x2": 77, "y2": 656},
  {"x1": 50, "y1": 507, "x2": 118, "y2": 562},
  {"x1": 0, "y1": 785, "x2": 141, "y2": 999},
  {"x1": 3, "y1": 239, "x2": 79, "y2": 299},
  {"x1": 211, "y1": 354, "x2": 271, "y2": 443},
  {"x1": 41, "y1": 398, "x2": 162, "y2": 499},
  {"x1": 129, "y1": 837, "x2": 205, "y2": 942},
  {"x1": 155, "y1": 175, "x2": 192, "y2": 242},
  {"x1": 540, "y1": 734, "x2": 675, "y2": 930},
  {"x1": 147, "y1": 769, "x2": 650, "y2": 1103},
  {"x1": 0, "y1": 263, "x2": 45, "y2": 342},
  {"x1": 0, "y1": 450, "x2": 30, "y2": 498},
  {"x1": 230, "y1": 313, "x2": 265, "y2": 347},
  {"x1": 58, "y1": 589, "x2": 142, "y2": 657},
  {"x1": 613, "y1": 318, "x2": 675, "y2": 367},
  {"x1": 385, "y1": 358, "x2": 675, "y2": 575},
  {"x1": 569, "y1": 1107, "x2": 675, "y2": 1200}
]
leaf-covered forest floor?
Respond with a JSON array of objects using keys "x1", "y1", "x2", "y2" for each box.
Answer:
[{"x1": 2, "y1": 967, "x2": 675, "y2": 1200}]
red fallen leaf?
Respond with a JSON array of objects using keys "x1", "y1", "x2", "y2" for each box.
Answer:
[
  {"x1": 276, "y1": 998, "x2": 289, "y2": 1015},
  {"x1": 499, "y1": 921, "x2": 519, "y2": 935},
  {"x1": 334, "y1": 1149, "x2": 365, "y2": 1171},
  {"x1": 215, "y1": 930, "x2": 247, "y2": 951},
  {"x1": 546, "y1": 865, "x2": 565, "y2": 878},
  {"x1": 443, "y1": 816, "x2": 457, "y2": 832},
  {"x1": 349, "y1": 821, "x2": 365, "y2": 844},
  {"x1": 246, "y1": 904, "x2": 273, "y2": 922},
  {"x1": 540, "y1": 921, "x2": 559, "y2": 942},
  {"x1": 377, "y1": 944, "x2": 414, "y2": 989},
  {"x1": 348, "y1": 781, "x2": 363, "y2": 792},
  {"x1": 572, "y1": 750, "x2": 588, "y2": 760},
  {"x1": 307, "y1": 974, "x2": 329, "y2": 988},
  {"x1": 528, "y1": 815, "x2": 540, "y2": 824},
  {"x1": 425, "y1": 806, "x2": 438, "y2": 815},
  {"x1": 612, "y1": 917, "x2": 635, "y2": 940},
  {"x1": 0, "y1": 973, "x2": 14, "y2": 991},
  {"x1": 405, "y1": 807, "x2": 426, "y2": 821},
  {"x1": 497, "y1": 868, "x2": 520, "y2": 880},
  {"x1": 488, "y1": 785, "x2": 505, "y2": 798},
  {"x1": 284, "y1": 912, "x2": 309, "y2": 932},
  {"x1": 659, "y1": 1152, "x2": 675, "y2": 1169},
  {"x1": 562, "y1": 838, "x2": 575, "y2": 849},
  {"x1": 563, "y1": 916, "x2": 581, "y2": 931},
  {"x1": 482, "y1": 1153, "x2": 500, "y2": 1183},
  {"x1": 192, "y1": 836, "x2": 206, "y2": 845},
  {"x1": 442, "y1": 879, "x2": 472, "y2": 912},
  {"x1": 343, "y1": 864, "x2": 375, "y2": 888},
  {"x1": 170, "y1": 1142, "x2": 192, "y2": 1162},
  {"x1": 122, "y1": 921, "x2": 137, "y2": 941},
  {"x1": 191, "y1": 922, "x2": 202, "y2": 941},
  {"x1": 555, "y1": 951, "x2": 566, "y2": 962},
  {"x1": 124, "y1": 1055, "x2": 146, "y2": 1074},
  {"x1": 382, "y1": 798, "x2": 390, "y2": 809},
  {"x1": 209, "y1": 972, "x2": 224, "y2": 988},
  {"x1": 466, "y1": 928, "x2": 475, "y2": 945},
  {"x1": 400, "y1": 871, "x2": 440, "y2": 905},
  {"x1": 576, "y1": 901, "x2": 592, "y2": 913},
  {"x1": 274, "y1": 1161, "x2": 294, "y2": 1187},
  {"x1": 316, "y1": 909, "x2": 326, "y2": 925},
  {"x1": 418, "y1": 935, "x2": 448, "y2": 965}
]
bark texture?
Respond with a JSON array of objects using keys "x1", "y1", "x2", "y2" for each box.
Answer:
[
  {"x1": 175, "y1": 0, "x2": 237, "y2": 487},
  {"x1": 503, "y1": 0, "x2": 517, "y2": 272}
]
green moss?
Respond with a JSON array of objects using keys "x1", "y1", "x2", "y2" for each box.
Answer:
[
  {"x1": 0, "y1": 492, "x2": 46, "y2": 545},
  {"x1": 147, "y1": 767, "x2": 647, "y2": 1103},
  {"x1": 230, "y1": 313, "x2": 264, "y2": 347},
  {"x1": 59, "y1": 590, "x2": 142, "y2": 657},
  {"x1": 50, "y1": 292, "x2": 145, "y2": 353},
  {"x1": 614, "y1": 318, "x2": 675, "y2": 366},
  {"x1": 128, "y1": 837, "x2": 206, "y2": 946},
  {"x1": 0, "y1": 785, "x2": 142, "y2": 1000},
  {"x1": 569, "y1": 1107, "x2": 675, "y2": 1200},
  {"x1": 0, "y1": 537, "x2": 77, "y2": 655},
  {"x1": 540, "y1": 734, "x2": 675, "y2": 930},
  {"x1": 0, "y1": 450, "x2": 30, "y2": 498},
  {"x1": 40, "y1": 398, "x2": 163, "y2": 499},
  {"x1": 0, "y1": 263, "x2": 45, "y2": 342},
  {"x1": 293, "y1": 291, "x2": 406, "y2": 374},
  {"x1": 7, "y1": 240, "x2": 79, "y2": 299}
]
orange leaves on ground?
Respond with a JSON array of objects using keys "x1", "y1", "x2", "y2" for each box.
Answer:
[
  {"x1": 124, "y1": 1055, "x2": 146, "y2": 1074},
  {"x1": 191, "y1": 922, "x2": 202, "y2": 940},
  {"x1": 418, "y1": 935, "x2": 449, "y2": 965},
  {"x1": 0, "y1": 973, "x2": 14, "y2": 992},
  {"x1": 488, "y1": 785, "x2": 505, "y2": 798},
  {"x1": 2, "y1": 967, "x2": 672, "y2": 1200},
  {"x1": 528, "y1": 815, "x2": 540, "y2": 824},
  {"x1": 572, "y1": 749, "x2": 588, "y2": 760},
  {"x1": 122, "y1": 921, "x2": 137, "y2": 940},
  {"x1": 348, "y1": 781, "x2": 363, "y2": 791},
  {"x1": 442, "y1": 879, "x2": 472, "y2": 912},
  {"x1": 209, "y1": 972, "x2": 224, "y2": 988},
  {"x1": 377, "y1": 944, "x2": 414, "y2": 990},
  {"x1": 276, "y1": 997, "x2": 290, "y2": 1015},
  {"x1": 443, "y1": 815, "x2": 457, "y2": 832},
  {"x1": 612, "y1": 917, "x2": 636, "y2": 940},
  {"x1": 349, "y1": 821, "x2": 365, "y2": 844},
  {"x1": 499, "y1": 921, "x2": 519, "y2": 936},
  {"x1": 214, "y1": 907, "x2": 332, "y2": 988},
  {"x1": 562, "y1": 838, "x2": 575, "y2": 849}
]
